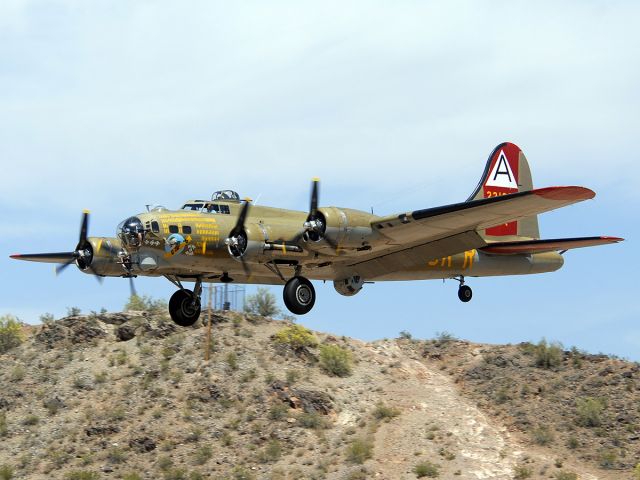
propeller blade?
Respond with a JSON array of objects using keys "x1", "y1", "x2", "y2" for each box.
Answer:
[
  {"x1": 77, "y1": 210, "x2": 90, "y2": 250},
  {"x1": 229, "y1": 201, "x2": 251, "y2": 238},
  {"x1": 11, "y1": 252, "x2": 76, "y2": 264},
  {"x1": 240, "y1": 256, "x2": 251, "y2": 277},
  {"x1": 55, "y1": 259, "x2": 76, "y2": 275},
  {"x1": 310, "y1": 178, "x2": 319, "y2": 216},
  {"x1": 86, "y1": 265, "x2": 104, "y2": 284},
  {"x1": 128, "y1": 276, "x2": 137, "y2": 297}
]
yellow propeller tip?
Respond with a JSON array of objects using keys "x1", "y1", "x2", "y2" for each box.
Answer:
[
  {"x1": 312, "y1": 177, "x2": 320, "y2": 182},
  {"x1": 83, "y1": 209, "x2": 91, "y2": 214},
  {"x1": 244, "y1": 197, "x2": 253, "y2": 202}
]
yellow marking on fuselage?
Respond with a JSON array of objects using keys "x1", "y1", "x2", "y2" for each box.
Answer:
[{"x1": 463, "y1": 249, "x2": 476, "y2": 269}]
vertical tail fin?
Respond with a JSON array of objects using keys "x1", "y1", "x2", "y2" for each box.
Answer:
[{"x1": 467, "y1": 142, "x2": 540, "y2": 240}]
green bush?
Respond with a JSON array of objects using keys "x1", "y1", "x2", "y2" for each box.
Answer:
[
  {"x1": 0, "y1": 315, "x2": 24, "y2": 354},
  {"x1": 0, "y1": 412, "x2": 7, "y2": 437},
  {"x1": 297, "y1": 411, "x2": 329, "y2": 430},
  {"x1": 64, "y1": 472, "x2": 100, "y2": 480},
  {"x1": 513, "y1": 464, "x2": 532, "y2": 479},
  {"x1": 414, "y1": 461, "x2": 439, "y2": 478},
  {"x1": 244, "y1": 287, "x2": 279, "y2": 317},
  {"x1": 576, "y1": 397, "x2": 606, "y2": 427},
  {"x1": 125, "y1": 294, "x2": 167, "y2": 312},
  {"x1": 531, "y1": 425, "x2": 554, "y2": 446},
  {"x1": 633, "y1": 463, "x2": 640, "y2": 480},
  {"x1": 257, "y1": 440, "x2": 281, "y2": 463},
  {"x1": 273, "y1": 325, "x2": 318, "y2": 351},
  {"x1": 532, "y1": 339, "x2": 563, "y2": 369},
  {"x1": 319, "y1": 344, "x2": 352, "y2": 377},
  {"x1": 346, "y1": 438, "x2": 373, "y2": 464},
  {"x1": 373, "y1": 403, "x2": 400, "y2": 421},
  {"x1": 0, "y1": 465, "x2": 14, "y2": 480},
  {"x1": 554, "y1": 472, "x2": 578, "y2": 480},
  {"x1": 194, "y1": 445, "x2": 212, "y2": 465}
]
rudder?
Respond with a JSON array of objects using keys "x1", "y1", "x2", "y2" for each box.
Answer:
[{"x1": 467, "y1": 142, "x2": 540, "y2": 240}]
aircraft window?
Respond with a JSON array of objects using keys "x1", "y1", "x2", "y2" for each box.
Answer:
[
  {"x1": 151, "y1": 221, "x2": 159, "y2": 233},
  {"x1": 182, "y1": 226, "x2": 192, "y2": 234},
  {"x1": 220, "y1": 205, "x2": 230, "y2": 214},
  {"x1": 182, "y1": 203, "x2": 204, "y2": 211},
  {"x1": 169, "y1": 225, "x2": 179, "y2": 234}
]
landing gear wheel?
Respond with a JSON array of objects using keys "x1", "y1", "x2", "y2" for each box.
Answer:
[
  {"x1": 283, "y1": 276, "x2": 316, "y2": 315},
  {"x1": 169, "y1": 289, "x2": 201, "y2": 326},
  {"x1": 458, "y1": 285, "x2": 472, "y2": 303}
]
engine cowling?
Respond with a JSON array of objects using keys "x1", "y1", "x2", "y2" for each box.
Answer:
[
  {"x1": 333, "y1": 275, "x2": 365, "y2": 296},
  {"x1": 226, "y1": 223, "x2": 267, "y2": 262},
  {"x1": 304, "y1": 207, "x2": 375, "y2": 250}
]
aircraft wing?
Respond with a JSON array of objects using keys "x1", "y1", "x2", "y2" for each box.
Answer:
[
  {"x1": 371, "y1": 186, "x2": 594, "y2": 244},
  {"x1": 338, "y1": 186, "x2": 595, "y2": 277}
]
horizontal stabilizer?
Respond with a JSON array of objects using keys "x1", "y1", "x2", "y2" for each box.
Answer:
[{"x1": 480, "y1": 236, "x2": 623, "y2": 255}]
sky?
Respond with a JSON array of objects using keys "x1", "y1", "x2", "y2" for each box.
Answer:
[{"x1": 1, "y1": 1, "x2": 638, "y2": 358}]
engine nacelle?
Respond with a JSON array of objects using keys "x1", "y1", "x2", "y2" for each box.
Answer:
[
  {"x1": 333, "y1": 275, "x2": 365, "y2": 296},
  {"x1": 226, "y1": 223, "x2": 267, "y2": 262},
  {"x1": 305, "y1": 207, "x2": 375, "y2": 250}
]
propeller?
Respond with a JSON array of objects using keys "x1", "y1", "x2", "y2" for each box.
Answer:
[
  {"x1": 224, "y1": 200, "x2": 252, "y2": 276},
  {"x1": 302, "y1": 178, "x2": 340, "y2": 250},
  {"x1": 11, "y1": 210, "x2": 103, "y2": 283}
]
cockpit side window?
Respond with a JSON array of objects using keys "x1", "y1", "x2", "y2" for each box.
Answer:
[
  {"x1": 207, "y1": 204, "x2": 220, "y2": 214},
  {"x1": 151, "y1": 221, "x2": 159, "y2": 233},
  {"x1": 169, "y1": 225, "x2": 179, "y2": 234}
]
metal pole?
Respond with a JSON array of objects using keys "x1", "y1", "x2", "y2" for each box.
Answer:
[{"x1": 205, "y1": 286, "x2": 213, "y2": 361}]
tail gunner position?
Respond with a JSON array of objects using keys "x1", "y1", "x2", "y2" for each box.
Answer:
[{"x1": 12, "y1": 143, "x2": 622, "y2": 326}]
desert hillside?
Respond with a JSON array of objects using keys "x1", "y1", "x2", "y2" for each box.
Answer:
[{"x1": 0, "y1": 310, "x2": 638, "y2": 480}]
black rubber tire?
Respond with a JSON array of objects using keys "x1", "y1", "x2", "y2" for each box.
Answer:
[
  {"x1": 283, "y1": 276, "x2": 316, "y2": 315},
  {"x1": 458, "y1": 285, "x2": 473, "y2": 303},
  {"x1": 169, "y1": 289, "x2": 201, "y2": 326}
]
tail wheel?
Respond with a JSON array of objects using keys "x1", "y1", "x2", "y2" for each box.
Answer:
[
  {"x1": 169, "y1": 289, "x2": 201, "y2": 326},
  {"x1": 283, "y1": 276, "x2": 316, "y2": 315},
  {"x1": 458, "y1": 285, "x2": 473, "y2": 303}
]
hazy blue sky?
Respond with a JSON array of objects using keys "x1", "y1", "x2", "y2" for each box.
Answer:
[{"x1": 1, "y1": 1, "x2": 638, "y2": 358}]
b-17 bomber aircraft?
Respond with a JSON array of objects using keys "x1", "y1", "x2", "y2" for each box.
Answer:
[{"x1": 11, "y1": 142, "x2": 622, "y2": 326}]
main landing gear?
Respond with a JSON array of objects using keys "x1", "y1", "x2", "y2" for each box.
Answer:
[
  {"x1": 168, "y1": 278, "x2": 202, "y2": 327},
  {"x1": 455, "y1": 276, "x2": 472, "y2": 303},
  {"x1": 283, "y1": 276, "x2": 316, "y2": 315}
]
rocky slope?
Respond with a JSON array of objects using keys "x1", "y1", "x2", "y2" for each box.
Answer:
[{"x1": 0, "y1": 311, "x2": 638, "y2": 480}]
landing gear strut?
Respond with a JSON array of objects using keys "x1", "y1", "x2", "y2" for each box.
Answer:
[
  {"x1": 283, "y1": 276, "x2": 316, "y2": 315},
  {"x1": 455, "y1": 276, "x2": 473, "y2": 303}
]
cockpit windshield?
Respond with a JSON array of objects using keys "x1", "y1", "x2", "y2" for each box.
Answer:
[{"x1": 181, "y1": 203, "x2": 206, "y2": 211}]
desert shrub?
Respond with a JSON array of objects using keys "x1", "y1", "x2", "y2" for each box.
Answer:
[
  {"x1": 599, "y1": 449, "x2": 617, "y2": 469},
  {"x1": 226, "y1": 352, "x2": 238, "y2": 370},
  {"x1": 22, "y1": 414, "x2": 39, "y2": 426},
  {"x1": 67, "y1": 307, "x2": 82, "y2": 316},
  {"x1": 163, "y1": 468, "x2": 187, "y2": 480},
  {"x1": 567, "y1": 435, "x2": 579, "y2": 449},
  {"x1": 532, "y1": 339, "x2": 563, "y2": 369},
  {"x1": 157, "y1": 456, "x2": 173, "y2": 471},
  {"x1": 0, "y1": 315, "x2": 24, "y2": 354},
  {"x1": 531, "y1": 425, "x2": 554, "y2": 445},
  {"x1": 0, "y1": 413, "x2": 7, "y2": 437},
  {"x1": 285, "y1": 369, "x2": 300, "y2": 384},
  {"x1": 268, "y1": 403, "x2": 289, "y2": 421},
  {"x1": 122, "y1": 474, "x2": 142, "y2": 480},
  {"x1": 194, "y1": 445, "x2": 212, "y2": 465},
  {"x1": 64, "y1": 472, "x2": 100, "y2": 480},
  {"x1": 125, "y1": 294, "x2": 167, "y2": 312},
  {"x1": 257, "y1": 440, "x2": 281, "y2": 463},
  {"x1": 0, "y1": 465, "x2": 13, "y2": 480},
  {"x1": 513, "y1": 464, "x2": 532, "y2": 479},
  {"x1": 633, "y1": 463, "x2": 640, "y2": 480},
  {"x1": 554, "y1": 472, "x2": 577, "y2": 480},
  {"x1": 297, "y1": 411, "x2": 328, "y2": 429},
  {"x1": 576, "y1": 397, "x2": 606, "y2": 427},
  {"x1": 346, "y1": 438, "x2": 373, "y2": 464},
  {"x1": 414, "y1": 461, "x2": 439, "y2": 478},
  {"x1": 399, "y1": 330, "x2": 413, "y2": 340},
  {"x1": 319, "y1": 344, "x2": 352, "y2": 377},
  {"x1": 10, "y1": 365, "x2": 25, "y2": 381},
  {"x1": 373, "y1": 403, "x2": 400, "y2": 421},
  {"x1": 106, "y1": 447, "x2": 126, "y2": 464},
  {"x1": 244, "y1": 287, "x2": 279, "y2": 317},
  {"x1": 272, "y1": 325, "x2": 318, "y2": 351},
  {"x1": 434, "y1": 331, "x2": 456, "y2": 344},
  {"x1": 231, "y1": 467, "x2": 255, "y2": 480}
]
